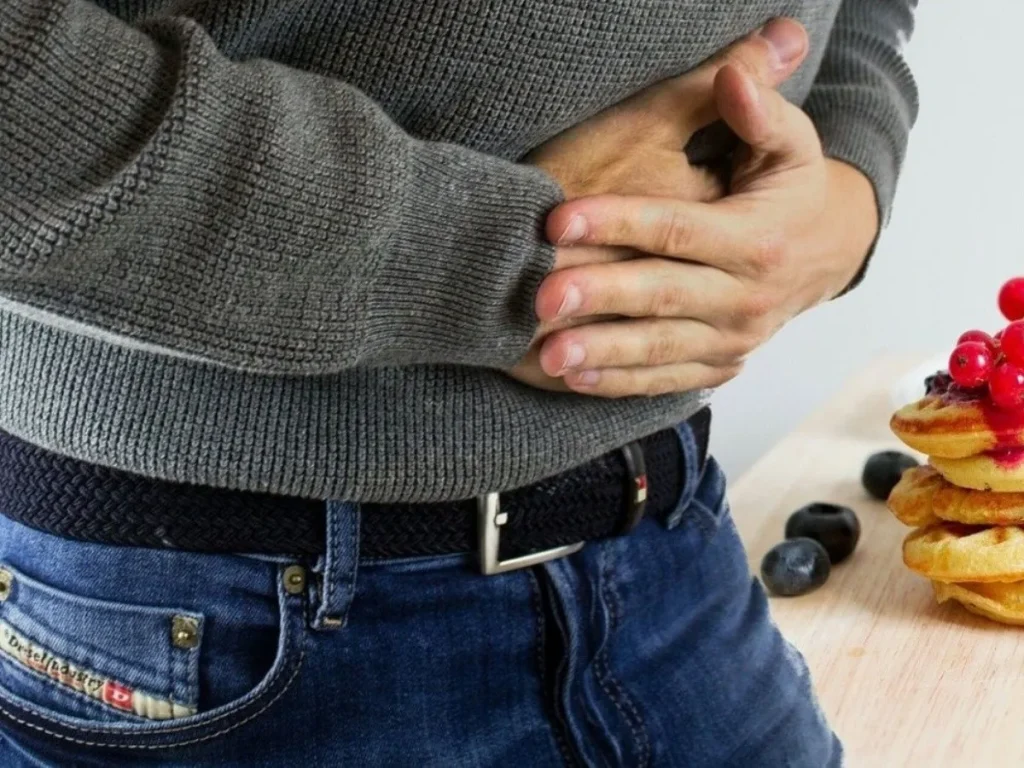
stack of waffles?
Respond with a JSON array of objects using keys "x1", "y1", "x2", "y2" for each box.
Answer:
[{"x1": 888, "y1": 373, "x2": 1024, "y2": 625}]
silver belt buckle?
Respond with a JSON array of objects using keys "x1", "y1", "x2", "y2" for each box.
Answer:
[{"x1": 477, "y1": 492, "x2": 584, "y2": 575}]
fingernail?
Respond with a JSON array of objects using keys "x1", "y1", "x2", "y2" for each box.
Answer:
[
  {"x1": 573, "y1": 371, "x2": 600, "y2": 387},
  {"x1": 557, "y1": 216, "x2": 587, "y2": 245},
  {"x1": 556, "y1": 284, "x2": 582, "y2": 318},
  {"x1": 759, "y1": 19, "x2": 803, "y2": 68},
  {"x1": 560, "y1": 344, "x2": 586, "y2": 373}
]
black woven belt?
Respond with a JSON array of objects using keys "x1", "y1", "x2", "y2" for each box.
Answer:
[{"x1": 0, "y1": 409, "x2": 710, "y2": 562}]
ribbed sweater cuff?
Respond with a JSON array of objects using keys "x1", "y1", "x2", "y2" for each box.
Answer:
[
  {"x1": 806, "y1": 89, "x2": 908, "y2": 295},
  {"x1": 373, "y1": 147, "x2": 564, "y2": 369},
  {"x1": 810, "y1": 95, "x2": 900, "y2": 228}
]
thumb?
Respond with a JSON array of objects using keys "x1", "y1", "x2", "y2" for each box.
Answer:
[
  {"x1": 645, "y1": 18, "x2": 809, "y2": 141},
  {"x1": 712, "y1": 63, "x2": 821, "y2": 162}
]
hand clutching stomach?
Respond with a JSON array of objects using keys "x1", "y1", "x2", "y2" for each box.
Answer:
[{"x1": 511, "y1": 18, "x2": 879, "y2": 398}]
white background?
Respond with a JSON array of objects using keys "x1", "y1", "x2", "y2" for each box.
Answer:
[{"x1": 710, "y1": 2, "x2": 1024, "y2": 478}]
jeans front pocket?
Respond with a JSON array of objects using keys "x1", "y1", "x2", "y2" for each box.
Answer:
[
  {"x1": 0, "y1": 563, "x2": 201, "y2": 723},
  {"x1": 0, "y1": 515, "x2": 307, "y2": 758}
]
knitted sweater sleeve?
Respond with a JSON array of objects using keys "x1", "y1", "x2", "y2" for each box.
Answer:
[
  {"x1": 803, "y1": 0, "x2": 920, "y2": 291},
  {"x1": 0, "y1": 1, "x2": 563, "y2": 374}
]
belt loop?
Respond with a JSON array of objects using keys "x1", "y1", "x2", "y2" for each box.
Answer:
[
  {"x1": 311, "y1": 501, "x2": 360, "y2": 632},
  {"x1": 664, "y1": 412, "x2": 708, "y2": 530}
]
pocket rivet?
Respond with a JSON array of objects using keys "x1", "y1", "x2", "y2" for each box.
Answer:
[
  {"x1": 283, "y1": 565, "x2": 306, "y2": 595},
  {"x1": 171, "y1": 615, "x2": 200, "y2": 649},
  {"x1": 0, "y1": 569, "x2": 12, "y2": 601}
]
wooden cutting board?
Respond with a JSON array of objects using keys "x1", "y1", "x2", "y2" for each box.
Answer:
[{"x1": 729, "y1": 356, "x2": 1024, "y2": 768}]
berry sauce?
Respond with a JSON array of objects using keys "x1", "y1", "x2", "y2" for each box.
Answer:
[
  {"x1": 927, "y1": 371, "x2": 1024, "y2": 459},
  {"x1": 984, "y1": 447, "x2": 1024, "y2": 469}
]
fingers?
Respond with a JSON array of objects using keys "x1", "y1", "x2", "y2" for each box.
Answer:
[
  {"x1": 546, "y1": 196, "x2": 761, "y2": 274},
  {"x1": 550, "y1": 243, "x2": 636, "y2": 271},
  {"x1": 716, "y1": 18, "x2": 809, "y2": 86},
  {"x1": 536, "y1": 315, "x2": 747, "y2": 397},
  {"x1": 713, "y1": 64, "x2": 821, "y2": 162},
  {"x1": 647, "y1": 18, "x2": 809, "y2": 141},
  {"x1": 536, "y1": 257, "x2": 744, "y2": 324},
  {"x1": 537, "y1": 317, "x2": 743, "y2": 377},
  {"x1": 564, "y1": 360, "x2": 743, "y2": 399}
]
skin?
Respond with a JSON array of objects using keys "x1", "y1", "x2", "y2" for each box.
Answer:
[{"x1": 511, "y1": 19, "x2": 879, "y2": 398}]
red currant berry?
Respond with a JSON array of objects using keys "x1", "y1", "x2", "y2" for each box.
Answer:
[
  {"x1": 957, "y1": 330, "x2": 997, "y2": 352},
  {"x1": 989, "y1": 362, "x2": 1024, "y2": 409},
  {"x1": 1001, "y1": 321, "x2": 1024, "y2": 366},
  {"x1": 999, "y1": 277, "x2": 1024, "y2": 321},
  {"x1": 949, "y1": 342, "x2": 995, "y2": 388},
  {"x1": 995, "y1": 329, "x2": 1005, "y2": 344}
]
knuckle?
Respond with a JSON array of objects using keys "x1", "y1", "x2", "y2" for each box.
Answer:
[
  {"x1": 611, "y1": 209, "x2": 645, "y2": 244},
  {"x1": 594, "y1": 337, "x2": 625, "y2": 367},
  {"x1": 736, "y1": 290, "x2": 776, "y2": 323},
  {"x1": 647, "y1": 284, "x2": 687, "y2": 317},
  {"x1": 748, "y1": 230, "x2": 787, "y2": 275},
  {"x1": 656, "y1": 208, "x2": 692, "y2": 256},
  {"x1": 645, "y1": 329, "x2": 680, "y2": 366},
  {"x1": 584, "y1": 283, "x2": 614, "y2": 315}
]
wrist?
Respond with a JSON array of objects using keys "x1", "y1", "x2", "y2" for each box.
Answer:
[{"x1": 824, "y1": 158, "x2": 880, "y2": 290}]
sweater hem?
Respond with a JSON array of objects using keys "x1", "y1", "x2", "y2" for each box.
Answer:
[{"x1": 0, "y1": 309, "x2": 707, "y2": 502}]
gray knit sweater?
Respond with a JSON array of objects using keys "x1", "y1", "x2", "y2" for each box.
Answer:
[{"x1": 0, "y1": 0, "x2": 917, "y2": 502}]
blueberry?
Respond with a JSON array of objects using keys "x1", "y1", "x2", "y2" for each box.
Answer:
[
  {"x1": 924, "y1": 371, "x2": 951, "y2": 396},
  {"x1": 785, "y1": 503, "x2": 861, "y2": 564},
  {"x1": 862, "y1": 451, "x2": 919, "y2": 501},
  {"x1": 760, "y1": 539, "x2": 831, "y2": 597}
]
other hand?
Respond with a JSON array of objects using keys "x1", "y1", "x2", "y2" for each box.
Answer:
[
  {"x1": 531, "y1": 63, "x2": 879, "y2": 398},
  {"x1": 510, "y1": 18, "x2": 810, "y2": 391}
]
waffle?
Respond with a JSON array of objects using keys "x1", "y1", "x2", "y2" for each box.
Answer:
[
  {"x1": 903, "y1": 522, "x2": 1024, "y2": 583},
  {"x1": 888, "y1": 464, "x2": 1024, "y2": 525},
  {"x1": 932, "y1": 580, "x2": 1024, "y2": 625},
  {"x1": 930, "y1": 451, "x2": 1024, "y2": 492},
  {"x1": 890, "y1": 395, "x2": 1009, "y2": 459},
  {"x1": 890, "y1": 373, "x2": 1024, "y2": 624},
  {"x1": 887, "y1": 465, "x2": 943, "y2": 526}
]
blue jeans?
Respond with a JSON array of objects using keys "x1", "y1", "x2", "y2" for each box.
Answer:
[{"x1": 0, "y1": 423, "x2": 840, "y2": 766}]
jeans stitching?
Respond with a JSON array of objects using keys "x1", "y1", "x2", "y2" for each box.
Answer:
[
  {"x1": 665, "y1": 420, "x2": 701, "y2": 529},
  {"x1": 314, "y1": 506, "x2": 342, "y2": 628},
  {"x1": 0, "y1": 574, "x2": 302, "y2": 738},
  {"x1": 315, "y1": 504, "x2": 359, "y2": 629},
  {"x1": 593, "y1": 547, "x2": 650, "y2": 768},
  {"x1": 527, "y1": 570, "x2": 577, "y2": 768},
  {"x1": 337, "y1": 507, "x2": 359, "y2": 627},
  {"x1": 0, "y1": 649, "x2": 305, "y2": 750},
  {"x1": 168, "y1": 627, "x2": 177, "y2": 710},
  {"x1": 0, "y1": 656, "x2": 147, "y2": 724},
  {"x1": 0, "y1": 622, "x2": 186, "y2": 723},
  {"x1": 169, "y1": 628, "x2": 197, "y2": 712},
  {"x1": 188, "y1": 619, "x2": 203, "y2": 706}
]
